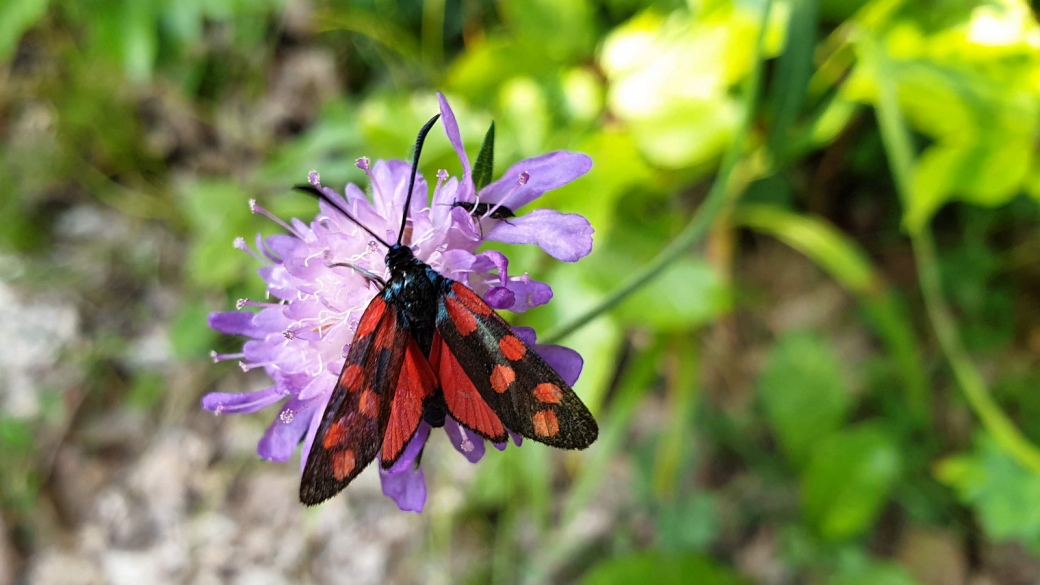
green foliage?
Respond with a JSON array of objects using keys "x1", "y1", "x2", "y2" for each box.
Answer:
[
  {"x1": 937, "y1": 434, "x2": 1040, "y2": 550},
  {"x1": 581, "y1": 552, "x2": 750, "y2": 585},
  {"x1": 759, "y1": 332, "x2": 851, "y2": 466},
  {"x1": 802, "y1": 423, "x2": 901, "y2": 540},
  {"x1": 473, "y1": 122, "x2": 496, "y2": 190},
  {"x1": 0, "y1": 0, "x2": 49, "y2": 61},
  {"x1": 178, "y1": 179, "x2": 260, "y2": 289},
  {"x1": 828, "y1": 563, "x2": 923, "y2": 585}
]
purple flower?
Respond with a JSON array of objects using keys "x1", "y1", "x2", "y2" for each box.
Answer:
[{"x1": 205, "y1": 93, "x2": 593, "y2": 512}]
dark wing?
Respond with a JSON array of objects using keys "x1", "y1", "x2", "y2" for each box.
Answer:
[
  {"x1": 433, "y1": 281, "x2": 598, "y2": 449},
  {"x1": 299, "y1": 295, "x2": 408, "y2": 505}
]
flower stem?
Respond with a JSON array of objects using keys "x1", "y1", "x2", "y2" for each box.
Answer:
[
  {"x1": 541, "y1": 0, "x2": 773, "y2": 345},
  {"x1": 869, "y1": 36, "x2": 1040, "y2": 472}
]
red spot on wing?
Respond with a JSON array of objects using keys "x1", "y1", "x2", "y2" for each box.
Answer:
[
  {"x1": 532, "y1": 410, "x2": 559, "y2": 437},
  {"x1": 333, "y1": 449, "x2": 356, "y2": 480},
  {"x1": 445, "y1": 295, "x2": 478, "y2": 336},
  {"x1": 490, "y1": 365, "x2": 515, "y2": 393},
  {"x1": 355, "y1": 297, "x2": 386, "y2": 338},
  {"x1": 499, "y1": 335, "x2": 526, "y2": 361},
  {"x1": 434, "y1": 336, "x2": 505, "y2": 440},
  {"x1": 451, "y1": 282, "x2": 493, "y2": 316},
  {"x1": 533, "y1": 383, "x2": 562, "y2": 404},
  {"x1": 340, "y1": 364, "x2": 363, "y2": 391},
  {"x1": 359, "y1": 389, "x2": 378, "y2": 418},
  {"x1": 322, "y1": 419, "x2": 347, "y2": 449},
  {"x1": 382, "y1": 338, "x2": 436, "y2": 463}
]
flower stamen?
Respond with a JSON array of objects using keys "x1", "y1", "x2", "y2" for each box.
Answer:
[
  {"x1": 486, "y1": 171, "x2": 529, "y2": 219},
  {"x1": 210, "y1": 351, "x2": 245, "y2": 363},
  {"x1": 233, "y1": 237, "x2": 272, "y2": 265},
  {"x1": 239, "y1": 360, "x2": 275, "y2": 372},
  {"x1": 237, "y1": 299, "x2": 280, "y2": 309},
  {"x1": 250, "y1": 199, "x2": 303, "y2": 239}
]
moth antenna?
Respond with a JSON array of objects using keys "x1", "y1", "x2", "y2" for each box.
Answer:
[
  {"x1": 398, "y1": 114, "x2": 441, "y2": 246},
  {"x1": 291, "y1": 184, "x2": 391, "y2": 249}
]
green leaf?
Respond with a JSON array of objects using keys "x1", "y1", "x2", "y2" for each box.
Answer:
[
  {"x1": 758, "y1": 331, "x2": 850, "y2": 466},
  {"x1": 828, "y1": 563, "x2": 923, "y2": 585},
  {"x1": 581, "y1": 552, "x2": 750, "y2": 585},
  {"x1": 473, "y1": 122, "x2": 496, "y2": 190},
  {"x1": 936, "y1": 434, "x2": 1040, "y2": 550},
  {"x1": 802, "y1": 423, "x2": 901, "y2": 540},
  {"x1": 767, "y1": 0, "x2": 819, "y2": 158},
  {"x1": 0, "y1": 0, "x2": 49, "y2": 62}
]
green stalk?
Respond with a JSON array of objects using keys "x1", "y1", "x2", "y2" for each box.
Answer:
[
  {"x1": 869, "y1": 37, "x2": 1040, "y2": 472},
  {"x1": 541, "y1": 0, "x2": 773, "y2": 345}
]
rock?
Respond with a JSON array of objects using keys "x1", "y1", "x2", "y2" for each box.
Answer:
[
  {"x1": 25, "y1": 550, "x2": 103, "y2": 585},
  {"x1": 896, "y1": 527, "x2": 967, "y2": 585}
]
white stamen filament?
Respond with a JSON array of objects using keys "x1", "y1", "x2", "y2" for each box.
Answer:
[
  {"x1": 250, "y1": 199, "x2": 303, "y2": 239},
  {"x1": 238, "y1": 360, "x2": 275, "y2": 372},
  {"x1": 238, "y1": 299, "x2": 280, "y2": 309},
  {"x1": 486, "y1": 171, "x2": 529, "y2": 219},
  {"x1": 210, "y1": 351, "x2": 245, "y2": 363},
  {"x1": 233, "y1": 237, "x2": 271, "y2": 266}
]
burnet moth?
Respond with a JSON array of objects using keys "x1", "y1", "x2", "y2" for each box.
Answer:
[{"x1": 295, "y1": 114, "x2": 598, "y2": 506}]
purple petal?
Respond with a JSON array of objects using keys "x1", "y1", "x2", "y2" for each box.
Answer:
[
  {"x1": 379, "y1": 423, "x2": 431, "y2": 512},
  {"x1": 370, "y1": 159, "x2": 429, "y2": 220},
  {"x1": 479, "y1": 152, "x2": 592, "y2": 210},
  {"x1": 487, "y1": 209, "x2": 594, "y2": 262},
  {"x1": 379, "y1": 462, "x2": 426, "y2": 513},
  {"x1": 257, "y1": 397, "x2": 318, "y2": 462},
  {"x1": 443, "y1": 416, "x2": 486, "y2": 463},
  {"x1": 535, "y1": 344, "x2": 584, "y2": 387},
  {"x1": 492, "y1": 441, "x2": 507, "y2": 451},
  {"x1": 484, "y1": 287, "x2": 516, "y2": 310},
  {"x1": 438, "y1": 93, "x2": 471, "y2": 178},
  {"x1": 509, "y1": 430, "x2": 523, "y2": 447},
  {"x1": 471, "y1": 249, "x2": 509, "y2": 275},
  {"x1": 469, "y1": 251, "x2": 552, "y2": 312},
  {"x1": 512, "y1": 326, "x2": 537, "y2": 346},
  {"x1": 208, "y1": 312, "x2": 260, "y2": 337},
  {"x1": 202, "y1": 386, "x2": 285, "y2": 414},
  {"x1": 501, "y1": 276, "x2": 552, "y2": 313},
  {"x1": 264, "y1": 234, "x2": 298, "y2": 260},
  {"x1": 438, "y1": 93, "x2": 475, "y2": 204},
  {"x1": 440, "y1": 248, "x2": 477, "y2": 274},
  {"x1": 386, "y1": 422, "x2": 432, "y2": 474}
]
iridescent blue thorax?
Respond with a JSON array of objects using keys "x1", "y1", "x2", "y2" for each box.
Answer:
[{"x1": 382, "y1": 244, "x2": 447, "y2": 350}]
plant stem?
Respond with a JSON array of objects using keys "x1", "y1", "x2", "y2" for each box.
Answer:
[
  {"x1": 870, "y1": 36, "x2": 1040, "y2": 472},
  {"x1": 541, "y1": 1, "x2": 771, "y2": 345}
]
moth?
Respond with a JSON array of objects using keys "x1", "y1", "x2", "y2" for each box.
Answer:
[
  {"x1": 451, "y1": 201, "x2": 515, "y2": 221},
  {"x1": 296, "y1": 114, "x2": 598, "y2": 505}
]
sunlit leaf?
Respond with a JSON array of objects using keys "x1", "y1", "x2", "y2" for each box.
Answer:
[
  {"x1": 936, "y1": 434, "x2": 1040, "y2": 550},
  {"x1": 802, "y1": 423, "x2": 901, "y2": 540},
  {"x1": 0, "y1": 0, "x2": 49, "y2": 62}
]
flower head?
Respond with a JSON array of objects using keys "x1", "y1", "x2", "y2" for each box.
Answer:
[{"x1": 205, "y1": 93, "x2": 593, "y2": 512}]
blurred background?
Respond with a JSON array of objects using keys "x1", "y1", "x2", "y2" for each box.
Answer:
[{"x1": 3, "y1": 0, "x2": 1040, "y2": 583}]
